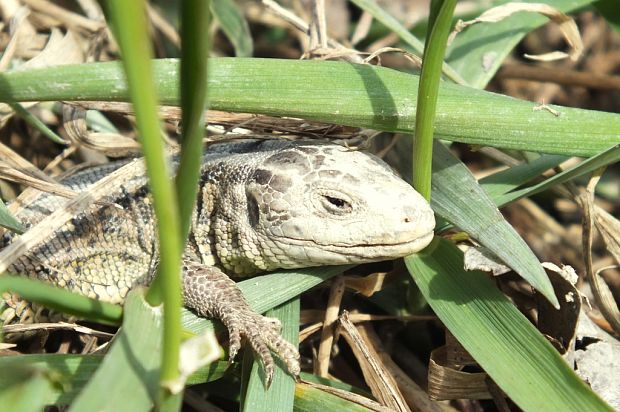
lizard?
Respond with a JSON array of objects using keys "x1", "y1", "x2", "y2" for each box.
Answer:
[{"x1": 0, "y1": 139, "x2": 435, "y2": 383}]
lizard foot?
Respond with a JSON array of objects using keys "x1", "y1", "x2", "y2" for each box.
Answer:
[{"x1": 182, "y1": 261, "x2": 300, "y2": 385}]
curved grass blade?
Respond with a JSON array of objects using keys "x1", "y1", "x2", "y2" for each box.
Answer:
[
  {"x1": 0, "y1": 354, "x2": 101, "y2": 405},
  {"x1": 496, "y1": 144, "x2": 620, "y2": 206},
  {"x1": 9, "y1": 102, "x2": 66, "y2": 145},
  {"x1": 0, "y1": 199, "x2": 25, "y2": 233},
  {"x1": 434, "y1": 153, "x2": 567, "y2": 233},
  {"x1": 430, "y1": 141, "x2": 558, "y2": 306},
  {"x1": 211, "y1": 0, "x2": 253, "y2": 57},
  {"x1": 0, "y1": 355, "x2": 371, "y2": 410},
  {"x1": 0, "y1": 354, "x2": 228, "y2": 405},
  {"x1": 405, "y1": 237, "x2": 612, "y2": 411},
  {"x1": 479, "y1": 154, "x2": 568, "y2": 199},
  {"x1": 0, "y1": 59, "x2": 617, "y2": 157}
]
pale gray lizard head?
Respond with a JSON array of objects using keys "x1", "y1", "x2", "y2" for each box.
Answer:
[{"x1": 202, "y1": 141, "x2": 435, "y2": 276}]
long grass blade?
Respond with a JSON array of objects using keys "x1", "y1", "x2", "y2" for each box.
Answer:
[
  {"x1": 103, "y1": 0, "x2": 182, "y2": 400},
  {"x1": 0, "y1": 59, "x2": 616, "y2": 156}
]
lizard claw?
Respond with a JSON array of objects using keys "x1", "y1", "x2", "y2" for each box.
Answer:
[
  {"x1": 182, "y1": 262, "x2": 300, "y2": 384},
  {"x1": 220, "y1": 306, "x2": 300, "y2": 386},
  {"x1": 235, "y1": 313, "x2": 300, "y2": 386}
]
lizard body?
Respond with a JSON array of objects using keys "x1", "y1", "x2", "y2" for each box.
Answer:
[{"x1": 1, "y1": 139, "x2": 435, "y2": 381}]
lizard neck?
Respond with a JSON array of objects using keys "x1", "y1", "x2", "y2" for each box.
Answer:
[{"x1": 189, "y1": 159, "x2": 267, "y2": 277}]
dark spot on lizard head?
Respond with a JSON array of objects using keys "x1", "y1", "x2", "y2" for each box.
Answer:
[
  {"x1": 264, "y1": 150, "x2": 311, "y2": 175},
  {"x1": 252, "y1": 168, "x2": 272, "y2": 185},
  {"x1": 247, "y1": 192, "x2": 259, "y2": 228}
]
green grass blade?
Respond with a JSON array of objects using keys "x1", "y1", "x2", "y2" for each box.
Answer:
[
  {"x1": 85, "y1": 109, "x2": 119, "y2": 133},
  {"x1": 0, "y1": 354, "x2": 227, "y2": 405},
  {"x1": 405, "y1": 237, "x2": 612, "y2": 411},
  {"x1": 69, "y1": 290, "x2": 163, "y2": 412},
  {"x1": 8, "y1": 102, "x2": 66, "y2": 145},
  {"x1": 0, "y1": 275, "x2": 122, "y2": 325},
  {"x1": 176, "y1": 0, "x2": 210, "y2": 245},
  {"x1": 0, "y1": 362, "x2": 56, "y2": 411},
  {"x1": 412, "y1": 0, "x2": 456, "y2": 199},
  {"x1": 431, "y1": 141, "x2": 558, "y2": 306},
  {"x1": 0, "y1": 198, "x2": 25, "y2": 233},
  {"x1": 497, "y1": 144, "x2": 620, "y2": 206},
  {"x1": 0, "y1": 352, "x2": 376, "y2": 411},
  {"x1": 594, "y1": 0, "x2": 620, "y2": 35},
  {"x1": 104, "y1": 0, "x2": 183, "y2": 391},
  {"x1": 446, "y1": 0, "x2": 595, "y2": 88},
  {"x1": 211, "y1": 0, "x2": 253, "y2": 57},
  {"x1": 350, "y1": 0, "x2": 466, "y2": 85},
  {"x1": 0, "y1": 59, "x2": 617, "y2": 156},
  {"x1": 479, "y1": 154, "x2": 568, "y2": 199},
  {"x1": 243, "y1": 299, "x2": 298, "y2": 411},
  {"x1": 0, "y1": 354, "x2": 101, "y2": 405},
  {"x1": 352, "y1": 0, "x2": 425, "y2": 54},
  {"x1": 434, "y1": 153, "x2": 566, "y2": 233}
]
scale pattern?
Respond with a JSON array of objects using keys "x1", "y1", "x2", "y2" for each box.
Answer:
[{"x1": 0, "y1": 140, "x2": 435, "y2": 382}]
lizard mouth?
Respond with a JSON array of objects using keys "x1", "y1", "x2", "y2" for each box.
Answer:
[
  {"x1": 335, "y1": 231, "x2": 435, "y2": 259},
  {"x1": 273, "y1": 230, "x2": 435, "y2": 263}
]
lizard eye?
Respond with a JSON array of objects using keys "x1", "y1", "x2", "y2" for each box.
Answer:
[{"x1": 321, "y1": 194, "x2": 352, "y2": 214}]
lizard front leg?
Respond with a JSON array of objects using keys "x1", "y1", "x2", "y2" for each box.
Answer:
[{"x1": 182, "y1": 260, "x2": 300, "y2": 384}]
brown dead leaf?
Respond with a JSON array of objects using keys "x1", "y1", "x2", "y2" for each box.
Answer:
[
  {"x1": 578, "y1": 169, "x2": 620, "y2": 335},
  {"x1": 362, "y1": 47, "x2": 422, "y2": 68},
  {"x1": 18, "y1": 28, "x2": 85, "y2": 69},
  {"x1": 315, "y1": 276, "x2": 345, "y2": 377},
  {"x1": 62, "y1": 105, "x2": 141, "y2": 157},
  {"x1": 21, "y1": 0, "x2": 105, "y2": 33},
  {"x1": 449, "y1": 2, "x2": 583, "y2": 62},
  {"x1": 339, "y1": 311, "x2": 411, "y2": 412},
  {"x1": 462, "y1": 245, "x2": 511, "y2": 276},
  {"x1": 345, "y1": 271, "x2": 389, "y2": 297},
  {"x1": 537, "y1": 264, "x2": 582, "y2": 357},
  {"x1": 428, "y1": 346, "x2": 491, "y2": 401}
]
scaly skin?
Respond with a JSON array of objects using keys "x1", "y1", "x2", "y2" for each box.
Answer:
[{"x1": 1, "y1": 140, "x2": 435, "y2": 383}]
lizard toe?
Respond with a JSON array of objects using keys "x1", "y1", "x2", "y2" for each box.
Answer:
[{"x1": 183, "y1": 262, "x2": 301, "y2": 382}]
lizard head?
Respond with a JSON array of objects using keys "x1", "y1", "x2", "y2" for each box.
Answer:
[{"x1": 231, "y1": 142, "x2": 435, "y2": 273}]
